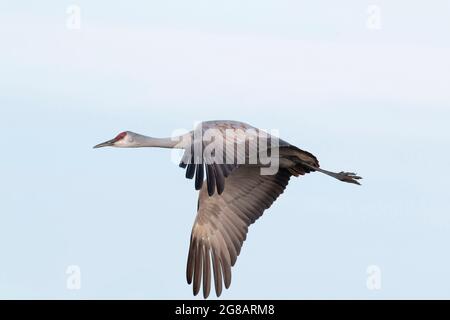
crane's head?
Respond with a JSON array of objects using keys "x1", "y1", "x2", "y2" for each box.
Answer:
[{"x1": 93, "y1": 131, "x2": 139, "y2": 148}]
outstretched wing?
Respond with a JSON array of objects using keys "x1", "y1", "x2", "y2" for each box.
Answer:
[
  {"x1": 186, "y1": 166, "x2": 292, "y2": 298},
  {"x1": 179, "y1": 120, "x2": 292, "y2": 196}
]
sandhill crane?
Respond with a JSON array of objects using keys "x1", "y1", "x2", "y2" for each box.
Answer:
[{"x1": 93, "y1": 120, "x2": 362, "y2": 298}]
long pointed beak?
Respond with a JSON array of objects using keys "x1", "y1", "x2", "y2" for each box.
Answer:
[{"x1": 93, "y1": 139, "x2": 116, "y2": 149}]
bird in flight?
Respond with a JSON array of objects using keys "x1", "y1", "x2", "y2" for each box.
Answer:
[{"x1": 93, "y1": 120, "x2": 362, "y2": 298}]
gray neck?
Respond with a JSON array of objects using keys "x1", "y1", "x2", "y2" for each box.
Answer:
[{"x1": 135, "y1": 134, "x2": 184, "y2": 149}]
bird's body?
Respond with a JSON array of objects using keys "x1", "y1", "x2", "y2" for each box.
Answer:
[{"x1": 94, "y1": 120, "x2": 362, "y2": 298}]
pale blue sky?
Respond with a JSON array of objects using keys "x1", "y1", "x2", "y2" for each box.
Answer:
[{"x1": 1, "y1": 1, "x2": 450, "y2": 299}]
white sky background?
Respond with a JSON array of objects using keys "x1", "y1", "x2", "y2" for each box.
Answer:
[{"x1": 0, "y1": 1, "x2": 450, "y2": 298}]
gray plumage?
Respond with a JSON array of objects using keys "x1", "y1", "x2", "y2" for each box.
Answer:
[{"x1": 93, "y1": 120, "x2": 362, "y2": 298}]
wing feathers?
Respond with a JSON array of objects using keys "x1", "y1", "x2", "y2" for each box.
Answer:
[
  {"x1": 193, "y1": 239, "x2": 202, "y2": 296},
  {"x1": 186, "y1": 163, "x2": 196, "y2": 179},
  {"x1": 195, "y1": 164, "x2": 204, "y2": 190},
  {"x1": 213, "y1": 164, "x2": 225, "y2": 195},
  {"x1": 186, "y1": 236, "x2": 195, "y2": 284},
  {"x1": 202, "y1": 243, "x2": 211, "y2": 298},
  {"x1": 211, "y1": 249, "x2": 223, "y2": 296},
  {"x1": 220, "y1": 251, "x2": 232, "y2": 289},
  {"x1": 206, "y1": 165, "x2": 216, "y2": 196},
  {"x1": 186, "y1": 166, "x2": 292, "y2": 297}
]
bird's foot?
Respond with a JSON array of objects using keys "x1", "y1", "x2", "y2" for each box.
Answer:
[{"x1": 336, "y1": 172, "x2": 362, "y2": 185}]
